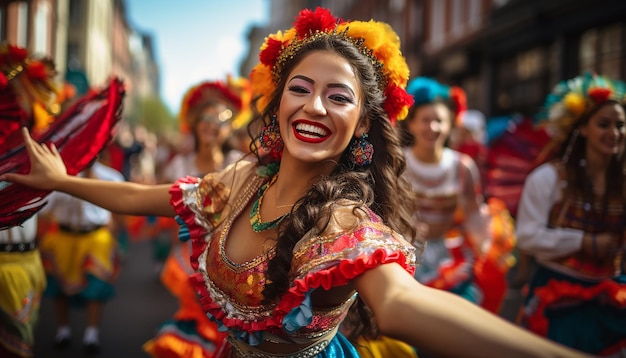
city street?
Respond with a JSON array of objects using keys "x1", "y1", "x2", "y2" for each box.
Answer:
[{"x1": 33, "y1": 238, "x2": 178, "y2": 358}]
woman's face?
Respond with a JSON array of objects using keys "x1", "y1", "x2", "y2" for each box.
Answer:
[
  {"x1": 277, "y1": 50, "x2": 365, "y2": 164},
  {"x1": 194, "y1": 103, "x2": 233, "y2": 146},
  {"x1": 407, "y1": 102, "x2": 452, "y2": 150},
  {"x1": 580, "y1": 102, "x2": 625, "y2": 158}
]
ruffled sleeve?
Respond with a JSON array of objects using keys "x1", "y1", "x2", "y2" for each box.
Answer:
[
  {"x1": 168, "y1": 161, "x2": 257, "y2": 270},
  {"x1": 274, "y1": 203, "x2": 417, "y2": 332}
]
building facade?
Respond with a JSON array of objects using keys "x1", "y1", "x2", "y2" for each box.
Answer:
[
  {"x1": 242, "y1": 0, "x2": 626, "y2": 119},
  {"x1": 1, "y1": 0, "x2": 160, "y2": 124}
]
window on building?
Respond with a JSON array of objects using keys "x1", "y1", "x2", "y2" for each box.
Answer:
[
  {"x1": 516, "y1": 48, "x2": 543, "y2": 80},
  {"x1": 8, "y1": 1, "x2": 28, "y2": 47},
  {"x1": 468, "y1": 0, "x2": 482, "y2": 29},
  {"x1": 451, "y1": 0, "x2": 464, "y2": 37},
  {"x1": 34, "y1": 2, "x2": 50, "y2": 55},
  {"x1": 69, "y1": 0, "x2": 82, "y2": 26},
  {"x1": 599, "y1": 24, "x2": 622, "y2": 79},
  {"x1": 579, "y1": 24, "x2": 624, "y2": 79},
  {"x1": 429, "y1": 0, "x2": 445, "y2": 49},
  {"x1": 579, "y1": 29, "x2": 598, "y2": 73}
]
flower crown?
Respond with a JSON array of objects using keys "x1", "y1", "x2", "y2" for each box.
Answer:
[
  {"x1": 406, "y1": 76, "x2": 467, "y2": 123},
  {"x1": 250, "y1": 7, "x2": 413, "y2": 124},
  {"x1": 178, "y1": 80, "x2": 245, "y2": 133},
  {"x1": 538, "y1": 72, "x2": 626, "y2": 123},
  {"x1": 0, "y1": 42, "x2": 59, "y2": 131},
  {"x1": 536, "y1": 72, "x2": 626, "y2": 162}
]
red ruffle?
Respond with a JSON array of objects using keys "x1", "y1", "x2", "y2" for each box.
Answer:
[
  {"x1": 527, "y1": 279, "x2": 626, "y2": 336},
  {"x1": 276, "y1": 249, "x2": 413, "y2": 319},
  {"x1": 170, "y1": 178, "x2": 414, "y2": 334},
  {"x1": 170, "y1": 178, "x2": 280, "y2": 332},
  {"x1": 193, "y1": 247, "x2": 413, "y2": 334},
  {"x1": 194, "y1": 245, "x2": 412, "y2": 334},
  {"x1": 169, "y1": 177, "x2": 211, "y2": 272},
  {"x1": 0, "y1": 77, "x2": 125, "y2": 229}
]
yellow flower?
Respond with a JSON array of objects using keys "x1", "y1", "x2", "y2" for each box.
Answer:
[{"x1": 562, "y1": 92, "x2": 586, "y2": 117}]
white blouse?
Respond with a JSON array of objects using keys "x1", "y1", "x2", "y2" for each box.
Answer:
[{"x1": 516, "y1": 163, "x2": 584, "y2": 263}]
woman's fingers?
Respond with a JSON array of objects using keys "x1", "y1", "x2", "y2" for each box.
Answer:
[{"x1": 50, "y1": 143, "x2": 60, "y2": 157}]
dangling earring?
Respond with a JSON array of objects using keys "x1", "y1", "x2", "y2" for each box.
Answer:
[
  {"x1": 561, "y1": 129, "x2": 579, "y2": 165},
  {"x1": 348, "y1": 133, "x2": 374, "y2": 167},
  {"x1": 260, "y1": 114, "x2": 283, "y2": 159}
]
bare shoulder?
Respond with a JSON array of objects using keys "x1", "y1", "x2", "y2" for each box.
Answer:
[
  {"x1": 315, "y1": 199, "x2": 370, "y2": 234},
  {"x1": 456, "y1": 150, "x2": 479, "y2": 172}
]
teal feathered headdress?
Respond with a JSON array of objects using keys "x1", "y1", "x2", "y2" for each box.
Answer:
[
  {"x1": 536, "y1": 71, "x2": 626, "y2": 162},
  {"x1": 406, "y1": 77, "x2": 467, "y2": 122}
]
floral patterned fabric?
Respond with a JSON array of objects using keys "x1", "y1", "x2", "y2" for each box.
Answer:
[{"x1": 169, "y1": 161, "x2": 417, "y2": 356}]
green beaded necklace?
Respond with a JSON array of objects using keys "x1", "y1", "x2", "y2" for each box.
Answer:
[{"x1": 250, "y1": 174, "x2": 288, "y2": 232}]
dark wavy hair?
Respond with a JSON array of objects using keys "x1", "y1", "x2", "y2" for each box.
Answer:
[
  {"x1": 558, "y1": 100, "x2": 626, "y2": 234},
  {"x1": 246, "y1": 34, "x2": 421, "y2": 340}
]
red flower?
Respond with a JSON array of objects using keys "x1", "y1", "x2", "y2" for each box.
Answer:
[
  {"x1": 294, "y1": 7, "x2": 336, "y2": 37},
  {"x1": 184, "y1": 82, "x2": 242, "y2": 116},
  {"x1": 384, "y1": 84, "x2": 414, "y2": 124},
  {"x1": 7, "y1": 44, "x2": 28, "y2": 63},
  {"x1": 450, "y1": 86, "x2": 467, "y2": 117},
  {"x1": 588, "y1": 87, "x2": 612, "y2": 104},
  {"x1": 259, "y1": 37, "x2": 284, "y2": 66},
  {"x1": 26, "y1": 61, "x2": 48, "y2": 80}
]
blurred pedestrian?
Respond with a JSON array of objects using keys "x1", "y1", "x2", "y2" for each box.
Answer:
[
  {"x1": 451, "y1": 109, "x2": 488, "y2": 185},
  {"x1": 143, "y1": 77, "x2": 251, "y2": 357},
  {"x1": 37, "y1": 159, "x2": 124, "y2": 354},
  {"x1": 400, "y1": 77, "x2": 515, "y2": 315},
  {"x1": 516, "y1": 72, "x2": 626, "y2": 355}
]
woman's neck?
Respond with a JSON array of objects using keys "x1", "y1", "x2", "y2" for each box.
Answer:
[
  {"x1": 274, "y1": 157, "x2": 336, "y2": 206},
  {"x1": 195, "y1": 144, "x2": 224, "y2": 173},
  {"x1": 583, "y1": 149, "x2": 610, "y2": 180},
  {"x1": 412, "y1": 144, "x2": 444, "y2": 163}
]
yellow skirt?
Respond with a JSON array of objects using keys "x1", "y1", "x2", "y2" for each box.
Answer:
[
  {"x1": 0, "y1": 250, "x2": 46, "y2": 357},
  {"x1": 39, "y1": 227, "x2": 120, "y2": 297},
  {"x1": 355, "y1": 336, "x2": 418, "y2": 358}
]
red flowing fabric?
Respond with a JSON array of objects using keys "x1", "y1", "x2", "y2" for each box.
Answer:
[
  {"x1": 484, "y1": 117, "x2": 551, "y2": 217},
  {"x1": 0, "y1": 77, "x2": 125, "y2": 229}
]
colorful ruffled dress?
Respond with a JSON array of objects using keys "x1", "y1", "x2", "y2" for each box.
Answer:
[
  {"x1": 167, "y1": 161, "x2": 417, "y2": 357},
  {"x1": 143, "y1": 153, "x2": 242, "y2": 358},
  {"x1": 517, "y1": 162, "x2": 626, "y2": 356},
  {"x1": 404, "y1": 147, "x2": 515, "y2": 313}
]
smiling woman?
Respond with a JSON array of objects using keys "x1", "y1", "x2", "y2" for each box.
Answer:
[
  {"x1": 516, "y1": 72, "x2": 626, "y2": 355},
  {"x1": 1, "y1": 7, "x2": 590, "y2": 358},
  {"x1": 276, "y1": 51, "x2": 365, "y2": 165}
]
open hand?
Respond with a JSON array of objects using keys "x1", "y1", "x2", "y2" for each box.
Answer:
[{"x1": 0, "y1": 127, "x2": 68, "y2": 190}]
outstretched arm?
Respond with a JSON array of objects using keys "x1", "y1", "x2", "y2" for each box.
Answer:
[
  {"x1": 0, "y1": 128, "x2": 175, "y2": 217},
  {"x1": 354, "y1": 263, "x2": 588, "y2": 358}
]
